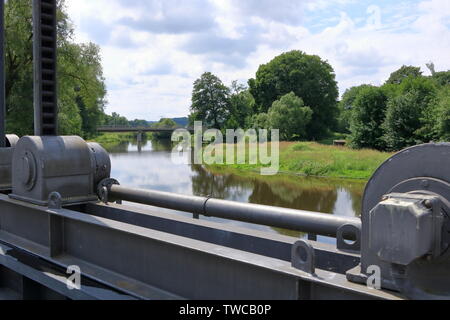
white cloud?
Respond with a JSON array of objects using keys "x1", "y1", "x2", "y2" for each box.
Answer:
[{"x1": 66, "y1": 0, "x2": 450, "y2": 120}]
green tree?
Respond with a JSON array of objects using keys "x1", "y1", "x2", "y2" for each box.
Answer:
[
  {"x1": 431, "y1": 87, "x2": 450, "y2": 141},
  {"x1": 383, "y1": 91, "x2": 426, "y2": 150},
  {"x1": 152, "y1": 118, "x2": 177, "y2": 139},
  {"x1": 267, "y1": 92, "x2": 313, "y2": 141},
  {"x1": 4, "y1": 0, "x2": 106, "y2": 137},
  {"x1": 349, "y1": 87, "x2": 388, "y2": 150},
  {"x1": 432, "y1": 71, "x2": 450, "y2": 87},
  {"x1": 249, "y1": 50, "x2": 339, "y2": 140},
  {"x1": 398, "y1": 77, "x2": 437, "y2": 143},
  {"x1": 385, "y1": 65, "x2": 423, "y2": 85},
  {"x1": 104, "y1": 112, "x2": 129, "y2": 126},
  {"x1": 251, "y1": 113, "x2": 270, "y2": 131},
  {"x1": 190, "y1": 72, "x2": 230, "y2": 129},
  {"x1": 225, "y1": 81, "x2": 255, "y2": 129},
  {"x1": 338, "y1": 84, "x2": 373, "y2": 133},
  {"x1": 438, "y1": 100, "x2": 450, "y2": 141}
]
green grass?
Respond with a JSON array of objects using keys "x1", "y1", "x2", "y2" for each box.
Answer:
[
  {"x1": 317, "y1": 132, "x2": 349, "y2": 145},
  {"x1": 89, "y1": 132, "x2": 135, "y2": 149},
  {"x1": 207, "y1": 142, "x2": 393, "y2": 180}
]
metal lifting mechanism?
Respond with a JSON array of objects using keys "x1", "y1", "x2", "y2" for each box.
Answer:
[
  {"x1": 347, "y1": 143, "x2": 450, "y2": 299},
  {"x1": 0, "y1": 0, "x2": 449, "y2": 300}
]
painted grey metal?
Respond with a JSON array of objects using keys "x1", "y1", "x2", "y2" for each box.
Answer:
[
  {"x1": 347, "y1": 143, "x2": 450, "y2": 299},
  {"x1": 370, "y1": 194, "x2": 445, "y2": 266},
  {"x1": 76, "y1": 202, "x2": 361, "y2": 274},
  {"x1": 0, "y1": 0, "x2": 5, "y2": 148},
  {"x1": 0, "y1": 243, "x2": 137, "y2": 300},
  {"x1": 88, "y1": 142, "x2": 112, "y2": 185},
  {"x1": 9, "y1": 136, "x2": 110, "y2": 206},
  {"x1": 33, "y1": 0, "x2": 58, "y2": 136},
  {"x1": 0, "y1": 135, "x2": 20, "y2": 191},
  {"x1": 106, "y1": 184, "x2": 362, "y2": 239},
  {"x1": 0, "y1": 194, "x2": 402, "y2": 300},
  {"x1": 291, "y1": 240, "x2": 316, "y2": 275}
]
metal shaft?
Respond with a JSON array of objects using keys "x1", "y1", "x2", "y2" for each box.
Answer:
[
  {"x1": 108, "y1": 184, "x2": 361, "y2": 238},
  {"x1": 0, "y1": 0, "x2": 5, "y2": 147}
]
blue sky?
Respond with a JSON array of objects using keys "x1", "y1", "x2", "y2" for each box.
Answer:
[{"x1": 66, "y1": 0, "x2": 450, "y2": 121}]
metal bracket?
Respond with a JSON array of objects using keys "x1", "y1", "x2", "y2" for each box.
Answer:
[
  {"x1": 48, "y1": 192, "x2": 62, "y2": 209},
  {"x1": 291, "y1": 240, "x2": 316, "y2": 275},
  {"x1": 97, "y1": 178, "x2": 120, "y2": 204},
  {"x1": 337, "y1": 224, "x2": 361, "y2": 252}
]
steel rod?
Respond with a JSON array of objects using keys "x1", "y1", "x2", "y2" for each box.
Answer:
[
  {"x1": 108, "y1": 185, "x2": 361, "y2": 238},
  {"x1": 0, "y1": 0, "x2": 5, "y2": 148}
]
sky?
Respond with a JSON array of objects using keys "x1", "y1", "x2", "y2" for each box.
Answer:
[{"x1": 66, "y1": 0, "x2": 450, "y2": 121}]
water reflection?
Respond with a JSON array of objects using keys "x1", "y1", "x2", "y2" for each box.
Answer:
[{"x1": 105, "y1": 139, "x2": 366, "y2": 240}]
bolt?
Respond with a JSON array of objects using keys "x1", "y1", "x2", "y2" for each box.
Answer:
[{"x1": 424, "y1": 200, "x2": 433, "y2": 209}]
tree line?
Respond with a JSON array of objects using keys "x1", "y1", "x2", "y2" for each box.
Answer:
[{"x1": 189, "y1": 51, "x2": 450, "y2": 152}]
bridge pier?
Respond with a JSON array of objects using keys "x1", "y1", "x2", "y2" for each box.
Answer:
[{"x1": 137, "y1": 131, "x2": 143, "y2": 152}]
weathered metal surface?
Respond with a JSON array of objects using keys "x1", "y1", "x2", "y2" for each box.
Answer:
[
  {"x1": 33, "y1": 0, "x2": 58, "y2": 136},
  {"x1": 9, "y1": 136, "x2": 110, "y2": 206},
  {"x1": 0, "y1": 135, "x2": 20, "y2": 191},
  {"x1": 0, "y1": 194, "x2": 401, "y2": 300},
  {"x1": 349, "y1": 143, "x2": 450, "y2": 299}
]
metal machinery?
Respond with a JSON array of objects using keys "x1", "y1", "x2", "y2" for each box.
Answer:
[{"x1": 0, "y1": 0, "x2": 450, "y2": 300}]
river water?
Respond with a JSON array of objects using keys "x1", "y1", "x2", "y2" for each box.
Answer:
[{"x1": 105, "y1": 139, "x2": 366, "y2": 243}]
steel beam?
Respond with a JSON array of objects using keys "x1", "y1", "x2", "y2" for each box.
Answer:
[{"x1": 0, "y1": 195, "x2": 399, "y2": 300}]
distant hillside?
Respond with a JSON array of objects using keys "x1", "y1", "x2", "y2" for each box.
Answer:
[{"x1": 171, "y1": 117, "x2": 189, "y2": 127}]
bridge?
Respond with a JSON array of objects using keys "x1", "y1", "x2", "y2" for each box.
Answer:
[
  {"x1": 0, "y1": 1, "x2": 449, "y2": 301},
  {"x1": 97, "y1": 125, "x2": 194, "y2": 133}
]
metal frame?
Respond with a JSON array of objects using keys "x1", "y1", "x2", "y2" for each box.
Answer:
[{"x1": 0, "y1": 194, "x2": 403, "y2": 300}]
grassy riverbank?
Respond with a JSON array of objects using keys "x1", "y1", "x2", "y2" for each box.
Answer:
[
  {"x1": 90, "y1": 132, "x2": 136, "y2": 149},
  {"x1": 208, "y1": 142, "x2": 393, "y2": 180}
]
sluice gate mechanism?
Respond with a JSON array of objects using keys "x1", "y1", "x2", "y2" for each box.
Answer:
[{"x1": 0, "y1": 0, "x2": 450, "y2": 300}]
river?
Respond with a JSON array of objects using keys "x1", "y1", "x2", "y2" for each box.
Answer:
[{"x1": 105, "y1": 138, "x2": 366, "y2": 244}]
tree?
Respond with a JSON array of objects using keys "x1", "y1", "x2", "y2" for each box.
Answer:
[
  {"x1": 190, "y1": 72, "x2": 230, "y2": 129},
  {"x1": 349, "y1": 87, "x2": 388, "y2": 150},
  {"x1": 267, "y1": 92, "x2": 313, "y2": 141},
  {"x1": 424, "y1": 87, "x2": 450, "y2": 142},
  {"x1": 337, "y1": 85, "x2": 373, "y2": 133},
  {"x1": 249, "y1": 50, "x2": 339, "y2": 139},
  {"x1": 383, "y1": 91, "x2": 426, "y2": 151},
  {"x1": 251, "y1": 113, "x2": 270, "y2": 131},
  {"x1": 436, "y1": 89, "x2": 450, "y2": 141},
  {"x1": 104, "y1": 112, "x2": 129, "y2": 126},
  {"x1": 385, "y1": 65, "x2": 423, "y2": 85},
  {"x1": 4, "y1": 0, "x2": 106, "y2": 137},
  {"x1": 433, "y1": 71, "x2": 450, "y2": 87},
  {"x1": 152, "y1": 118, "x2": 177, "y2": 139},
  {"x1": 225, "y1": 81, "x2": 255, "y2": 129}
]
